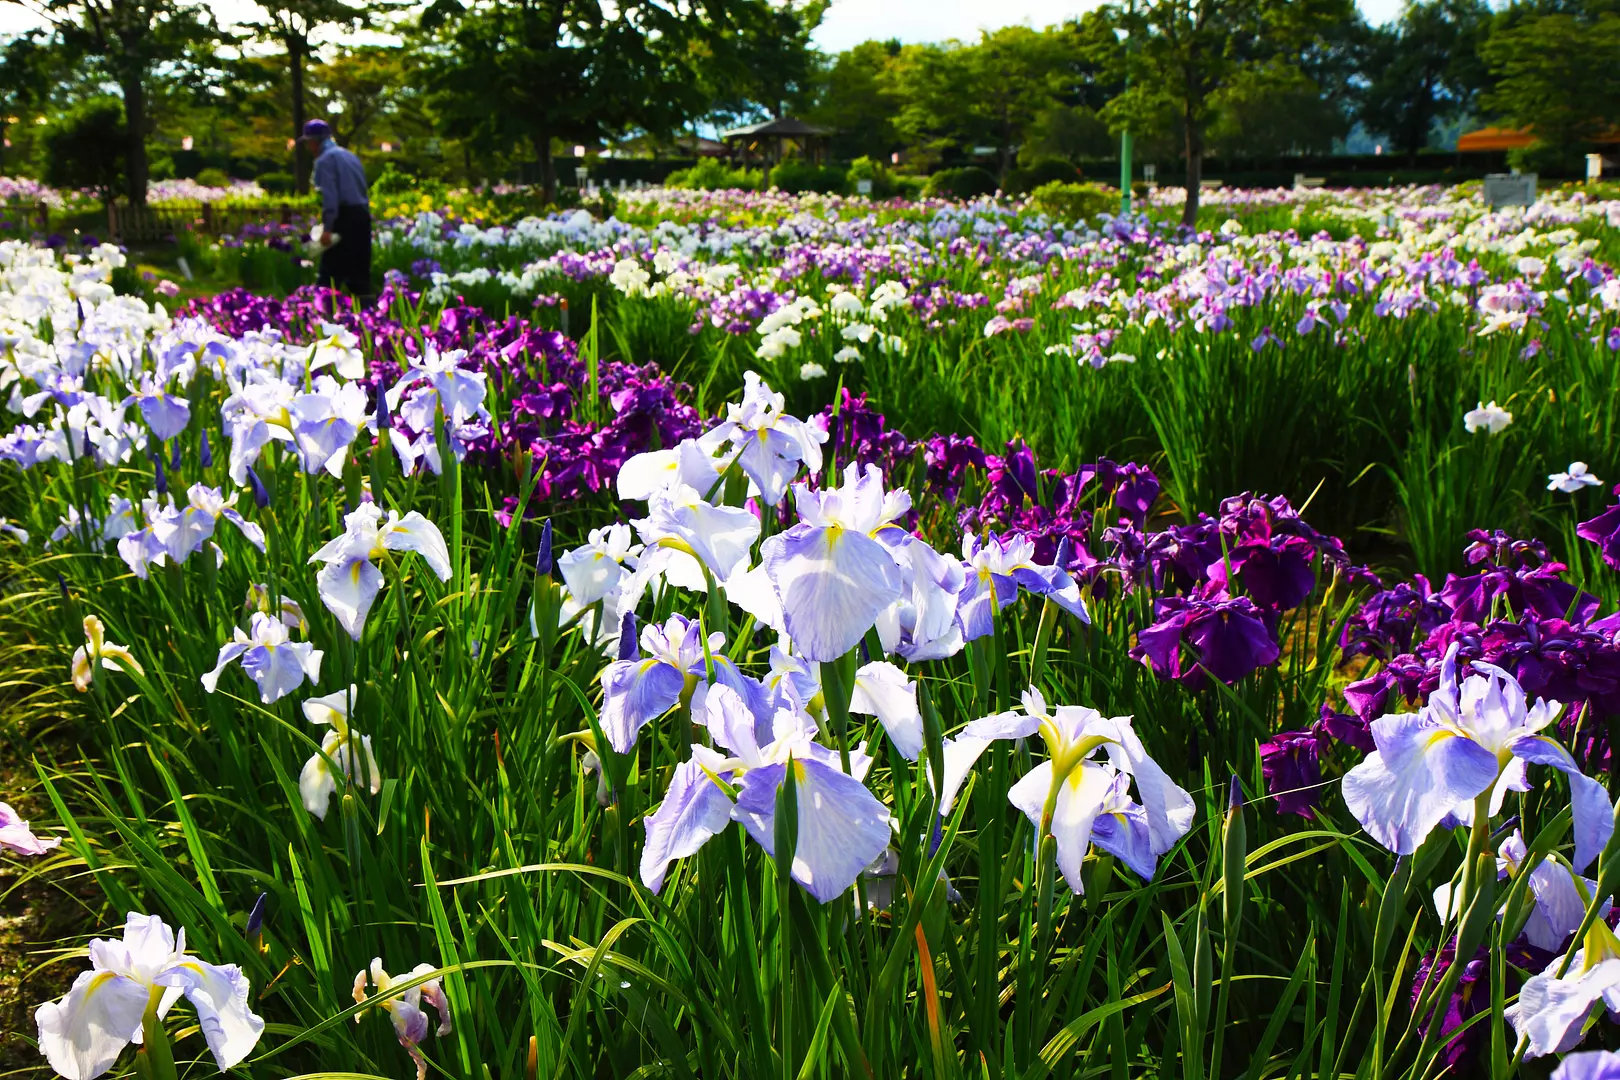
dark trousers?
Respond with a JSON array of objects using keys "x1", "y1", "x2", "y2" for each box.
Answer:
[{"x1": 317, "y1": 203, "x2": 373, "y2": 296}]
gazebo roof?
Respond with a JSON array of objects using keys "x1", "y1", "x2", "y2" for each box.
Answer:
[
  {"x1": 1456, "y1": 126, "x2": 1536, "y2": 153},
  {"x1": 720, "y1": 117, "x2": 832, "y2": 141},
  {"x1": 1457, "y1": 125, "x2": 1620, "y2": 152}
]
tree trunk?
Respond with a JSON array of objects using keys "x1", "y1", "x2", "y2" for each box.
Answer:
[
  {"x1": 1182, "y1": 106, "x2": 1202, "y2": 229},
  {"x1": 532, "y1": 131, "x2": 555, "y2": 202},
  {"x1": 291, "y1": 34, "x2": 310, "y2": 194},
  {"x1": 122, "y1": 73, "x2": 148, "y2": 206}
]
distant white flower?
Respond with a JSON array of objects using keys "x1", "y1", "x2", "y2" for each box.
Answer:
[
  {"x1": 799, "y1": 362, "x2": 827, "y2": 380},
  {"x1": 755, "y1": 325, "x2": 801, "y2": 360},
  {"x1": 299, "y1": 685, "x2": 380, "y2": 819},
  {"x1": 833, "y1": 346, "x2": 862, "y2": 364},
  {"x1": 830, "y1": 291, "x2": 865, "y2": 317},
  {"x1": 1549, "y1": 461, "x2": 1602, "y2": 493},
  {"x1": 1464, "y1": 400, "x2": 1514, "y2": 435},
  {"x1": 1518, "y1": 256, "x2": 1547, "y2": 280},
  {"x1": 71, "y1": 616, "x2": 142, "y2": 693},
  {"x1": 609, "y1": 258, "x2": 650, "y2": 297},
  {"x1": 1219, "y1": 219, "x2": 1243, "y2": 237}
]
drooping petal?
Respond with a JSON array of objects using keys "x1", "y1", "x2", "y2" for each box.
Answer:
[
  {"x1": 1507, "y1": 953, "x2": 1620, "y2": 1058},
  {"x1": 849, "y1": 661, "x2": 923, "y2": 761},
  {"x1": 317, "y1": 557, "x2": 386, "y2": 641},
  {"x1": 1048, "y1": 763, "x2": 1117, "y2": 894},
  {"x1": 1509, "y1": 734, "x2": 1616, "y2": 873},
  {"x1": 1009, "y1": 564, "x2": 1090, "y2": 623},
  {"x1": 927, "y1": 735, "x2": 992, "y2": 816},
  {"x1": 732, "y1": 759, "x2": 892, "y2": 904},
  {"x1": 241, "y1": 641, "x2": 321, "y2": 704},
  {"x1": 35, "y1": 969, "x2": 148, "y2": 1080},
  {"x1": 1090, "y1": 778, "x2": 1159, "y2": 881},
  {"x1": 299, "y1": 743, "x2": 337, "y2": 820},
  {"x1": 640, "y1": 747, "x2": 735, "y2": 893},
  {"x1": 1341, "y1": 713, "x2": 1501, "y2": 855},
  {"x1": 598, "y1": 658, "x2": 687, "y2": 753},
  {"x1": 0, "y1": 802, "x2": 61, "y2": 856},
  {"x1": 381, "y1": 512, "x2": 453, "y2": 581},
  {"x1": 1093, "y1": 715, "x2": 1196, "y2": 856},
  {"x1": 762, "y1": 525, "x2": 902, "y2": 663},
  {"x1": 1522, "y1": 859, "x2": 1610, "y2": 952},
  {"x1": 199, "y1": 641, "x2": 250, "y2": 694},
  {"x1": 962, "y1": 709, "x2": 1041, "y2": 742},
  {"x1": 163, "y1": 958, "x2": 265, "y2": 1070}
]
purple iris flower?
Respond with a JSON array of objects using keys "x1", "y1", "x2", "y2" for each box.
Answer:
[
  {"x1": 1557, "y1": 1052, "x2": 1620, "y2": 1079},
  {"x1": 1131, "y1": 592, "x2": 1281, "y2": 688},
  {"x1": 1259, "y1": 728, "x2": 1325, "y2": 817},
  {"x1": 1578, "y1": 485, "x2": 1620, "y2": 572},
  {"x1": 1412, "y1": 937, "x2": 1554, "y2": 1072}
]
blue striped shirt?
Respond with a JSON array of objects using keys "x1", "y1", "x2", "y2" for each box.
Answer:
[{"x1": 312, "y1": 142, "x2": 369, "y2": 229}]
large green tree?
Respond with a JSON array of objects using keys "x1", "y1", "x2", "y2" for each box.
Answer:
[
  {"x1": 0, "y1": 31, "x2": 59, "y2": 173},
  {"x1": 1480, "y1": 6, "x2": 1620, "y2": 172},
  {"x1": 885, "y1": 26, "x2": 1086, "y2": 183},
  {"x1": 421, "y1": 0, "x2": 775, "y2": 200},
  {"x1": 1358, "y1": 0, "x2": 1489, "y2": 162},
  {"x1": 701, "y1": 0, "x2": 825, "y2": 127},
  {"x1": 1093, "y1": 0, "x2": 1357, "y2": 226},
  {"x1": 4, "y1": 0, "x2": 216, "y2": 203},
  {"x1": 244, "y1": 0, "x2": 374, "y2": 193},
  {"x1": 805, "y1": 39, "x2": 903, "y2": 162}
]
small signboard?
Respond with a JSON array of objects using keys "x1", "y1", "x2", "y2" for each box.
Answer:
[
  {"x1": 1484, "y1": 172, "x2": 1537, "y2": 209},
  {"x1": 1589, "y1": 154, "x2": 1605, "y2": 182},
  {"x1": 1142, "y1": 164, "x2": 1156, "y2": 181},
  {"x1": 855, "y1": 179, "x2": 873, "y2": 195}
]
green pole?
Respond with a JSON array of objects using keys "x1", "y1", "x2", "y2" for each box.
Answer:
[{"x1": 1120, "y1": 130, "x2": 1133, "y2": 215}]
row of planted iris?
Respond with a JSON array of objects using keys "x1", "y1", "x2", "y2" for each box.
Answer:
[
  {"x1": 318, "y1": 185, "x2": 1620, "y2": 574},
  {"x1": 2, "y1": 212, "x2": 1620, "y2": 1079}
]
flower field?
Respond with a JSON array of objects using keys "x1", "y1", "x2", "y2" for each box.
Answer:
[{"x1": 7, "y1": 183, "x2": 1620, "y2": 1078}]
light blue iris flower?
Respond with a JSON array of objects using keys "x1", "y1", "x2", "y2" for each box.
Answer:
[
  {"x1": 598, "y1": 614, "x2": 768, "y2": 754},
  {"x1": 200, "y1": 611, "x2": 323, "y2": 704},
  {"x1": 957, "y1": 532, "x2": 1089, "y2": 643},
  {"x1": 962, "y1": 688, "x2": 1195, "y2": 894},
  {"x1": 1343, "y1": 643, "x2": 1614, "y2": 871},
  {"x1": 761, "y1": 463, "x2": 910, "y2": 662},
  {"x1": 640, "y1": 683, "x2": 890, "y2": 903}
]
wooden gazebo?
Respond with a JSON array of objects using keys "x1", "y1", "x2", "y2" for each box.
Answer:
[{"x1": 720, "y1": 117, "x2": 832, "y2": 166}]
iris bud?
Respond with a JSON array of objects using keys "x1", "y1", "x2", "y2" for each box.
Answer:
[
  {"x1": 536, "y1": 519, "x2": 553, "y2": 576},
  {"x1": 617, "y1": 611, "x2": 638, "y2": 661}
]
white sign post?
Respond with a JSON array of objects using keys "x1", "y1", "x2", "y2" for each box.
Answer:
[
  {"x1": 1589, "y1": 154, "x2": 1605, "y2": 183},
  {"x1": 855, "y1": 179, "x2": 873, "y2": 195},
  {"x1": 1483, "y1": 172, "x2": 1537, "y2": 208}
]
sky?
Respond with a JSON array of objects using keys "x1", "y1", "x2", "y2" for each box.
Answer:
[
  {"x1": 812, "y1": 0, "x2": 1406, "y2": 51},
  {"x1": 0, "y1": 0, "x2": 1408, "y2": 45}
]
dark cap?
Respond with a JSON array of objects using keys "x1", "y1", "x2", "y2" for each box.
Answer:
[{"x1": 302, "y1": 119, "x2": 332, "y2": 140}]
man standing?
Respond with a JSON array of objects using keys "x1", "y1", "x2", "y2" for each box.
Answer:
[{"x1": 301, "y1": 119, "x2": 372, "y2": 296}]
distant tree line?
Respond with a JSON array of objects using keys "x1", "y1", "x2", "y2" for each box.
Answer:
[{"x1": 0, "y1": 0, "x2": 1613, "y2": 218}]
